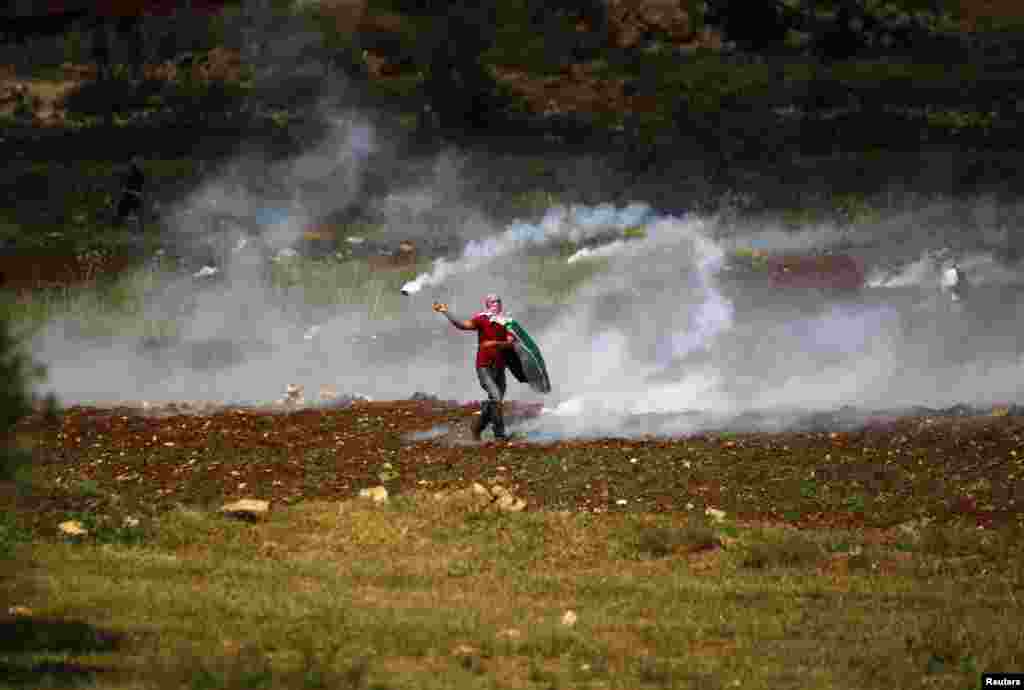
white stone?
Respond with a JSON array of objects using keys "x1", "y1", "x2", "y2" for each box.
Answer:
[
  {"x1": 561, "y1": 610, "x2": 578, "y2": 627},
  {"x1": 495, "y1": 494, "x2": 527, "y2": 512},
  {"x1": 358, "y1": 486, "x2": 389, "y2": 503},
  {"x1": 58, "y1": 520, "x2": 87, "y2": 537},
  {"x1": 452, "y1": 644, "x2": 478, "y2": 659},
  {"x1": 193, "y1": 265, "x2": 219, "y2": 278},
  {"x1": 496, "y1": 628, "x2": 522, "y2": 640},
  {"x1": 220, "y1": 499, "x2": 270, "y2": 520},
  {"x1": 705, "y1": 507, "x2": 727, "y2": 522}
]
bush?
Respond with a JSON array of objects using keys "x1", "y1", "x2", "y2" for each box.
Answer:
[
  {"x1": 0, "y1": 312, "x2": 48, "y2": 481},
  {"x1": 741, "y1": 529, "x2": 824, "y2": 570}
]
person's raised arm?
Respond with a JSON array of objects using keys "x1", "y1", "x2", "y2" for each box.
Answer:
[{"x1": 433, "y1": 302, "x2": 476, "y2": 330}]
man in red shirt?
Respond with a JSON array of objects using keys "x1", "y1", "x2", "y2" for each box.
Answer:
[{"x1": 434, "y1": 294, "x2": 517, "y2": 441}]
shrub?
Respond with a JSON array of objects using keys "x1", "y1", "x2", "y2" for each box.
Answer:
[
  {"x1": 0, "y1": 311, "x2": 48, "y2": 481},
  {"x1": 741, "y1": 529, "x2": 824, "y2": 569}
]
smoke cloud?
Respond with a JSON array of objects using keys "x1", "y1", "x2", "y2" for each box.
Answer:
[{"x1": 22, "y1": 8, "x2": 1024, "y2": 439}]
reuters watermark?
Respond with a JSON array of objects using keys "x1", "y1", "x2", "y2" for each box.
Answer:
[{"x1": 983, "y1": 674, "x2": 1024, "y2": 688}]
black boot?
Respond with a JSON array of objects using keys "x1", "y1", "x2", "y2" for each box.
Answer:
[
  {"x1": 492, "y1": 401, "x2": 507, "y2": 440},
  {"x1": 472, "y1": 401, "x2": 491, "y2": 441}
]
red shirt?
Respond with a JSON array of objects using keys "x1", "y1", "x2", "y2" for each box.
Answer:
[{"x1": 471, "y1": 314, "x2": 512, "y2": 368}]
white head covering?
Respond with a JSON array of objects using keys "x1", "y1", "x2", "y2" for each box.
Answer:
[{"x1": 475, "y1": 294, "x2": 510, "y2": 323}]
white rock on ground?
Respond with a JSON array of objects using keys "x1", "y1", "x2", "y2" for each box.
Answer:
[
  {"x1": 495, "y1": 493, "x2": 527, "y2": 512},
  {"x1": 220, "y1": 499, "x2": 271, "y2": 521},
  {"x1": 561, "y1": 610, "x2": 578, "y2": 627},
  {"x1": 278, "y1": 383, "x2": 305, "y2": 407},
  {"x1": 434, "y1": 483, "x2": 527, "y2": 512},
  {"x1": 58, "y1": 520, "x2": 87, "y2": 537},
  {"x1": 358, "y1": 486, "x2": 389, "y2": 503},
  {"x1": 451, "y1": 644, "x2": 479, "y2": 659},
  {"x1": 705, "y1": 507, "x2": 727, "y2": 522}
]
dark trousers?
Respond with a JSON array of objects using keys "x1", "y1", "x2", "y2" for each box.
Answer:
[
  {"x1": 116, "y1": 190, "x2": 143, "y2": 225},
  {"x1": 475, "y1": 365, "x2": 507, "y2": 438}
]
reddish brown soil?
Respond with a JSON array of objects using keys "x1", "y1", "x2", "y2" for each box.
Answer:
[
  {"x1": 0, "y1": 253, "x2": 139, "y2": 291},
  {"x1": 768, "y1": 254, "x2": 866, "y2": 291},
  {"x1": 6, "y1": 399, "x2": 1024, "y2": 540}
]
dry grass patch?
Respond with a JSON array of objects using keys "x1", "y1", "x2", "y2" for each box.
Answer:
[{"x1": 7, "y1": 485, "x2": 1023, "y2": 689}]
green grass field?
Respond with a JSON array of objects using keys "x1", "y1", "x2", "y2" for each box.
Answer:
[{"x1": 4, "y1": 484, "x2": 1021, "y2": 690}]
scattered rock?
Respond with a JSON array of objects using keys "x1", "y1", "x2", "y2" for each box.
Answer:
[
  {"x1": 495, "y1": 493, "x2": 528, "y2": 512},
  {"x1": 122, "y1": 516, "x2": 140, "y2": 528},
  {"x1": 319, "y1": 390, "x2": 371, "y2": 408},
  {"x1": 496, "y1": 628, "x2": 522, "y2": 641},
  {"x1": 278, "y1": 383, "x2": 305, "y2": 407},
  {"x1": 358, "y1": 486, "x2": 389, "y2": 503},
  {"x1": 58, "y1": 520, "x2": 87, "y2": 537},
  {"x1": 219, "y1": 499, "x2": 271, "y2": 521},
  {"x1": 705, "y1": 507, "x2": 727, "y2": 522},
  {"x1": 409, "y1": 391, "x2": 440, "y2": 402},
  {"x1": 368, "y1": 239, "x2": 417, "y2": 270},
  {"x1": 273, "y1": 248, "x2": 299, "y2": 262},
  {"x1": 434, "y1": 483, "x2": 528, "y2": 512},
  {"x1": 259, "y1": 540, "x2": 284, "y2": 556},
  {"x1": 561, "y1": 610, "x2": 578, "y2": 627},
  {"x1": 452, "y1": 644, "x2": 478, "y2": 658},
  {"x1": 451, "y1": 643, "x2": 483, "y2": 671},
  {"x1": 895, "y1": 517, "x2": 932, "y2": 542}
]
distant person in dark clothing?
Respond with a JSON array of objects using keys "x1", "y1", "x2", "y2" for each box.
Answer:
[{"x1": 116, "y1": 156, "x2": 146, "y2": 227}]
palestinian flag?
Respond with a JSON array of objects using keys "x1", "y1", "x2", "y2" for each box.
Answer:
[{"x1": 503, "y1": 319, "x2": 552, "y2": 394}]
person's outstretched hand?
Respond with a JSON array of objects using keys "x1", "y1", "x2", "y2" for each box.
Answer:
[{"x1": 432, "y1": 302, "x2": 449, "y2": 313}]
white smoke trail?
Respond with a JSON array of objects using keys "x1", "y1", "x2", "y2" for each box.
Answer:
[
  {"x1": 867, "y1": 249, "x2": 941, "y2": 288},
  {"x1": 401, "y1": 202, "x2": 655, "y2": 294}
]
